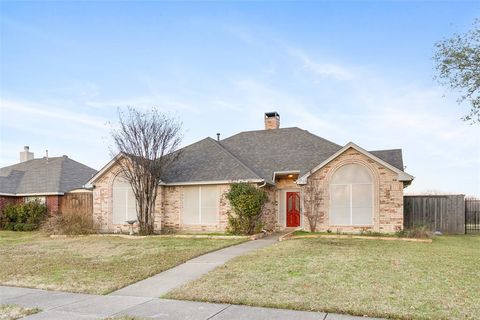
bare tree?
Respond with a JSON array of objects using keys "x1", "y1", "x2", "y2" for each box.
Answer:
[
  {"x1": 111, "y1": 107, "x2": 182, "y2": 235},
  {"x1": 302, "y1": 179, "x2": 323, "y2": 232}
]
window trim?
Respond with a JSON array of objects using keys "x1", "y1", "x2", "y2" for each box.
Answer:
[
  {"x1": 112, "y1": 176, "x2": 138, "y2": 225},
  {"x1": 182, "y1": 186, "x2": 219, "y2": 225},
  {"x1": 329, "y1": 164, "x2": 374, "y2": 226}
]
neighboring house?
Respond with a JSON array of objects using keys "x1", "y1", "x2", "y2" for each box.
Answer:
[
  {"x1": 88, "y1": 112, "x2": 414, "y2": 234},
  {"x1": 0, "y1": 147, "x2": 97, "y2": 214}
]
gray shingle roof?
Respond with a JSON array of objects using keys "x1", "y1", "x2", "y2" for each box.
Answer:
[
  {"x1": 161, "y1": 138, "x2": 261, "y2": 183},
  {"x1": 0, "y1": 156, "x2": 97, "y2": 195},
  {"x1": 370, "y1": 149, "x2": 404, "y2": 171},
  {"x1": 159, "y1": 127, "x2": 406, "y2": 184},
  {"x1": 220, "y1": 127, "x2": 343, "y2": 184}
]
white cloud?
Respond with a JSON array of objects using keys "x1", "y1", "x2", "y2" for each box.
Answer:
[
  {"x1": 85, "y1": 94, "x2": 200, "y2": 114},
  {"x1": 0, "y1": 98, "x2": 111, "y2": 169},
  {"x1": 1, "y1": 98, "x2": 107, "y2": 129},
  {"x1": 288, "y1": 48, "x2": 354, "y2": 81}
]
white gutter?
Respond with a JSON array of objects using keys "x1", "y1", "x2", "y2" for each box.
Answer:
[
  {"x1": 160, "y1": 179, "x2": 265, "y2": 186},
  {"x1": 0, "y1": 192, "x2": 65, "y2": 196}
]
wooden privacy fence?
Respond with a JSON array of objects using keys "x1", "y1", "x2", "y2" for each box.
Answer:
[
  {"x1": 59, "y1": 192, "x2": 93, "y2": 216},
  {"x1": 403, "y1": 195, "x2": 465, "y2": 234}
]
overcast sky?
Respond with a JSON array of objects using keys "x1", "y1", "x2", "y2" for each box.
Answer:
[{"x1": 1, "y1": 1, "x2": 479, "y2": 196}]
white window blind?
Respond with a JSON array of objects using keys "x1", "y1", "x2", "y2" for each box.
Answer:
[
  {"x1": 183, "y1": 186, "x2": 218, "y2": 225},
  {"x1": 330, "y1": 164, "x2": 373, "y2": 226},
  {"x1": 183, "y1": 187, "x2": 200, "y2": 224},
  {"x1": 24, "y1": 196, "x2": 46, "y2": 204},
  {"x1": 112, "y1": 175, "x2": 138, "y2": 224}
]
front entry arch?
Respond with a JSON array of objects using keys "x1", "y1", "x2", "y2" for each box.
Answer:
[{"x1": 286, "y1": 192, "x2": 301, "y2": 227}]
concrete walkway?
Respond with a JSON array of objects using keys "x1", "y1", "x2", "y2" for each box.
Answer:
[
  {"x1": 0, "y1": 235, "x2": 384, "y2": 319},
  {"x1": 0, "y1": 285, "x2": 382, "y2": 319},
  {"x1": 110, "y1": 234, "x2": 280, "y2": 297}
]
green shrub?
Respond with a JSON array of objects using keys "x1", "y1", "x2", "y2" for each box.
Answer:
[
  {"x1": 1, "y1": 200, "x2": 46, "y2": 231},
  {"x1": 396, "y1": 225, "x2": 433, "y2": 239},
  {"x1": 225, "y1": 183, "x2": 268, "y2": 235},
  {"x1": 42, "y1": 211, "x2": 94, "y2": 235}
]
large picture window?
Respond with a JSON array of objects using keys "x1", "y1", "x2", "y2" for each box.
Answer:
[
  {"x1": 112, "y1": 175, "x2": 137, "y2": 224},
  {"x1": 183, "y1": 186, "x2": 218, "y2": 225},
  {"x1": 330, "y1": 164, "x2": 373, "y2": 225}
]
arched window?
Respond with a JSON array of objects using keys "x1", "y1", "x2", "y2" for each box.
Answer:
[
  {"x1": 330, "y1": 164, "x2": 373, "y2": 225},
  {"x1": 112, "y1": 175, "x2": 137, "y2": 224}
]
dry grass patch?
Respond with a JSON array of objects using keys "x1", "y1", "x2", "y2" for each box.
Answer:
[
  {"x1": 0, "y1": 231, "x2": 244, "y2": 294},
  {"x1": 0, "y1": 304, "x2": 40, "y2": 320},
  {"x1": 167, "y1": 236, "x2": 480, "y2": 320}
]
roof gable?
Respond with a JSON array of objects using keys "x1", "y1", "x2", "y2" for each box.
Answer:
[{"x1": 297, "y1": 142, "x2": 414, "y2": 184}]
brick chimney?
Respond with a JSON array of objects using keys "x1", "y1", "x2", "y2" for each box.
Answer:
[
  {"x1": 20, "y1": 146, "x2": 34, "y2": 162},
  {"x1": 264, "y1": 112, "x2": 280, "y2": 130}
]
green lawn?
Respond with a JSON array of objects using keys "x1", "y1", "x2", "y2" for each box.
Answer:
[
  {"x1": 0, "y1": 304, "x2": 40, "y2": 320},
  {"x1": 166, "y1": 236, "x2": 480, "y2": 320},
  {"x1": 0, "y1": 231, "x2": 245, "y2": 295}
]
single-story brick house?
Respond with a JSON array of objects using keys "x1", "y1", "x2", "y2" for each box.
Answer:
[
  {"x1": 88, "y1": 112, "x2": 414, "y2": 234},
  {"x1": 0, "y1": 147, "x2": 97, "y2": 214}
]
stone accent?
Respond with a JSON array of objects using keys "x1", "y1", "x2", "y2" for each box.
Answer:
[
  {"x1": 261, "y1": 185, "x2": 278, "y2": 231},
  {"x1": 301, "y1": 147, "x2": 404, "y2": 233}
]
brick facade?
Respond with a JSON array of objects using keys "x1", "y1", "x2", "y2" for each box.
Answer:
[
  {"x1": 91, "y1": 147, "x2": 404, "y2": 234},
  {"x1": 0, "y1": 196, "x2": 21, "y2": 216},
  {"x1": 300, "y1": 147, "x2": 404, "y2": 233},
  {"x1": 261, "y1": 185, "x2": 278, "y2": 231},
  {"x1": 46, "y1": 195, "x2": 60, "y2": 214},
  {"x1": 0, "y1": 195, "x2": 61, "y2": 215},
  {"x1": 92, "y1": 162, "x2": 162, "y2": 233}
]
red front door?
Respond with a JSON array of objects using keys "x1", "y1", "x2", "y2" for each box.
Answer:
[{"x1": 286, "y1": 192, "x2": 301, "y2": 227}]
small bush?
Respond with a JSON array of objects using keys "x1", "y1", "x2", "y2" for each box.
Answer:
[
  {"x1": 1, "y1": 200, "x2": 46, "y2": 231},
  {"x1": 42, "y1": 211, "x2": 94, "y2": 235},
  {"x1": 225, "y1": 183, "x2": 268, "y2": 235},
  {"x1": 396, "y1": 225, "x2": 433, "y2": 239}
]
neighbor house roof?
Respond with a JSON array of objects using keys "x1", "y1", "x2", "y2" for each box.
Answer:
[{"x1": 0, "y1": 156, "x2": 97, "y2": 196}]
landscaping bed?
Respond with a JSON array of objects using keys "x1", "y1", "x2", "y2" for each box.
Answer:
[
  {"x1": 166, "y1": 235, "x2": 480, "y2": 320},
  {"x1": 281, "y1": 231, "x2": 432, "y2": 243},
  {"x1": 0, "y1": 231, "x2": 245, "y2": 295}
]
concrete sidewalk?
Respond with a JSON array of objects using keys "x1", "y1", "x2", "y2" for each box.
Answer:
[
  {"x1": 110, "y1": 234, "x2": 280, "y2": 298},
  {"x1": 0, "y1": 285, "x2": 382, "y2": 320}
]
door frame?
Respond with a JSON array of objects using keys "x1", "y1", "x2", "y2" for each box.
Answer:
[
  {"x1": 286, "y1": 191, "x2": 301, "y2": 227},
  {"x1": 278, "y1": 189, "x2": 302, "y2": 229}
]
